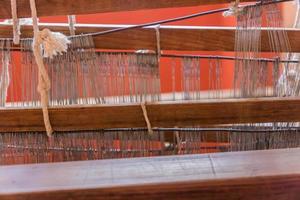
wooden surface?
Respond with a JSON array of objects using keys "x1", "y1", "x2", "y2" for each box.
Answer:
[
  {"x1": 1, "y1": 97, "x2": 300, "y2": 132},
  {"x1": 0, "y1": 0, "x2": 256, "y2": 19},
  {"x1": 1, "y1": 24, "x2": 300, "y2": 52},
  {"x1": 0, "y1": 148, "x2": 300, "y2": 200}
]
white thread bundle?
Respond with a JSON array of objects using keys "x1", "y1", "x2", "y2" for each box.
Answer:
[{"x1": 37, "y1": 29, "x2": 71, "y2": 58}]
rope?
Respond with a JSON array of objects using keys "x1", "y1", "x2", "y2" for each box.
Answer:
[
  {"x1": 141, "y1": 102, "x2": 153, "y2": 135},
  {"x1": 29, "y1": 0, "x2": 53, "y2": 137},
  {"x1": 174, "y1": 127, "x2": 182, "y2": 154},
  {"x1": 10, "y1": 0, "x2": 20, "y2": 44},
  {"x1": 68, "y1": 15, "x2": 76, "y2": 36},
  {"x1": 155, "y1": 25, "x2": 161, "y2": 63}
]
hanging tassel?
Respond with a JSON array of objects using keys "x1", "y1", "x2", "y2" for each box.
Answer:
[{"x1": 37, "y1": 28, "x2": 71, "y2": 58}]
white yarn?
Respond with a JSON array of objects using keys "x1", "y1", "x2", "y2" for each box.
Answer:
[
  {"x1": 10, "y1": 0, "x2": 20, "y2": 44},
  {"x1": 277, "y1": 69, "x2": 298, "y2": 96},
  {"x1": 277, "y1": 1, "x2": 300, "y2": 96},
  {"x1": 37, "y1": 28, "x2": 71, "y2": 58},
  {"x1": 293, "y1": 1, "x2": 300, "y2": 28},
  {"x1": 135, "y1": 50, "x2": 155, "y2": 54}
]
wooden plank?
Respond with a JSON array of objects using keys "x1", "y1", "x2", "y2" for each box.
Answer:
[
  {"x1": 0, "y1": 148, "x2": 300, "y2": 200},
  {"x1": 1, "y1": 24, "x2": 299, "y2": 52},
  {"x1": 0, "y1": 97, "x2": 300, "y2": 132},
  {"x1": 0, "y1": 0, "x2": 256, "y2": 19}
]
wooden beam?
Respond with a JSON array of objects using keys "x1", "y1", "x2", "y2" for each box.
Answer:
[
  {"x1": 1, "y1": 24, "x2": 299, "y2": 52},
  {"x1": 0, "y1": 0, "x2": 256, "y2": 19},
  {"x1": 1, "y1": 148, "x2": 300, "y2": 200},
  {"x1": 0, "y1": 97, "x2": 300, "y2": 132}
]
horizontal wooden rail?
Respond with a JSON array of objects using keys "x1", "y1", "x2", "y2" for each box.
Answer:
[
  {"x1": 1, "y1": 24, "x2": 300, "y2": 52},
  {"x1": 0, "y1": 0, "x2": 256, "y2": 19},
  {"x1": 0, "y1": 97, "x2": 300, "y2": 132},
  {"x1": 1, "y1": 148, "x2": 300, "y2": 200}
]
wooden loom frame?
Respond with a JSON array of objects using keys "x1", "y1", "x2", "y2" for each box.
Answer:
[
  {"x1": 1, "y1": 23, "x2": 300, "y2": 52},
  {"x1": 0, "y1": 0, "x2": 256, "y2": 19},
  {"x1": 0, "y1": 97, "x2": 300, "y2": 132},
  {"x1": 1, "y1": 148, "x2": 300, "y2": 200},
  {"x1": 1, "y1": 0, "x2": 300, "y2": 200}
]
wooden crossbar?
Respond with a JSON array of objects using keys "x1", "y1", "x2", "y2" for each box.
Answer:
[
  {"x1": 0, "y1": 0, "x2": 256, "y2": 19},
  {"x1": 1, "y1": 24, "x2": 300, "y2": 52},
  {"x1": 0, "y1": 148, "x2": 300, "y2": 200},
  {"x1": 0, "y1": 97, "x2": 300, "y2": 132}
]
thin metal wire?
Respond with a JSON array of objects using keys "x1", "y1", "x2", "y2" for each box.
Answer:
[
  {"x1": 161, "y1": 54, "x2": 299, "y2": 64},
  {"x1": 36, "y1": 127, "x2": 300, "y2": 134},
  {"x1": 95, "y1": 52, "x2": 300, "y2": 64},
  {"x1": 68, "y1": 0, "x2": 293, "y2": 38}
]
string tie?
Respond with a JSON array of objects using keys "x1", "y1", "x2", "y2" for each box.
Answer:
[
  {"x1": 68, "y1": 15, "x2": 76, "y2": 36},
  {"x1": 223, "y1": 0, "x2": 244, "y2": 17},
  {"x1": 155, "y1": 25, "x2": 161, "y2": 63},
  {"x1": 141, "y1": 102, "x2": 153, "y2": 135},
  {"x1": 10, "y1": 0, "x2": 20, "y2": 44}
]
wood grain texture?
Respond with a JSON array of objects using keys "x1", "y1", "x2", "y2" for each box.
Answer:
[
  {"x1": 1, "y1": 148, "x2": 300, "y2": 200},
  {"x1": 0, "y1": 0, "x2": 256, "y2": 19},
  {"x1": 1, "y1": 24, "x2": 299, "y2": 52},
  {"x1": 0, "y1": 97, "x2": 300, "y2": 132}
]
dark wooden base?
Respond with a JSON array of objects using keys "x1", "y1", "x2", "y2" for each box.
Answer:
[
  {"x1": 1, "y1": 97, "x2": 300, "y2": 132},
  {"x1": 1, "y1": 148, "x2": 300, "y2": 200}
]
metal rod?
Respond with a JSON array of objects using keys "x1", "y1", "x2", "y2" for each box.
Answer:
[
  {"x1": 35, "y1": 127, "x2": 300, "y2": 134},
  {"x1": 69, "y1": 0, "x2": 293, "y2": 37},
  {"x1": 96, "y1": 51, "x2": 300, "y2": 64}
]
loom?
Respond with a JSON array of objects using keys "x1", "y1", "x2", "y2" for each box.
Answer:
[{"x1": 1, "y1": 0, "x2": 300, "y2": 199}]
